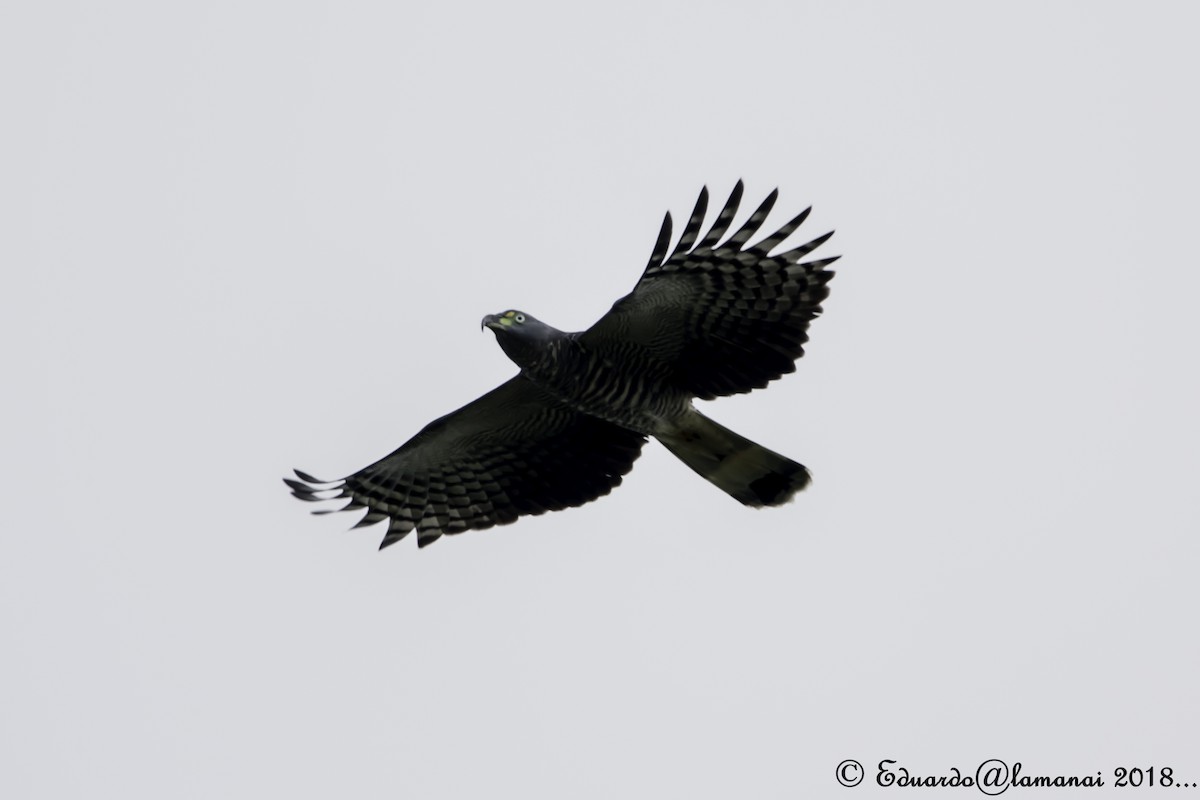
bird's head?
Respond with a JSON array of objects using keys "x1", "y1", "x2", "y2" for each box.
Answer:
[{"x1": 481, "y1": 309, "x2": 562, "y2": 369}]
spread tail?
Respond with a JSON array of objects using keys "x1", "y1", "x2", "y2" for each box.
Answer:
[{"x1": 657, "y1": 410, "x2": 811, "y2": 507}]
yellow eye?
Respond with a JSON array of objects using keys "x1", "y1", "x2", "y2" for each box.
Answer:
[{"x1": 514, "y1": 313, "x2": 526, "y2": 323}]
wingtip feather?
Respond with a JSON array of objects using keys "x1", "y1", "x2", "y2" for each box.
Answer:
[
  {"x1": 668, "y1": 185, "x2": 712, "y2": 258},
  {"x1": 645, "y1": 210, "x2": 673, "y2": 269},
  {"x1": 293, "y1": 468, "x2": 337, "y2": 484},
  {"x1": 696, "y1": 181, "x2": 745, "y2": 249}
]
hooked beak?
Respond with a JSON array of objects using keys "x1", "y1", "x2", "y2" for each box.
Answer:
[{"x1": 481, "y1": 314, "x2": 504, "y2": 332}]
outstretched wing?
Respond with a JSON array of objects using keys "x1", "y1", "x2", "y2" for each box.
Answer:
[
  {"x1": 285, "y1": 376, "x2": 647, "y2": 549},
  {"x1": 581, "y1": 181, "x2": 838, "y2": 400}
]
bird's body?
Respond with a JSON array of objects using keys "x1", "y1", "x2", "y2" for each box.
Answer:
[
  {"x1": 486, "y1": 320, "x2": 687, "y2": 436},
  {"x1": 287, "y1": 182, "x2": 839, "y2": 549}
]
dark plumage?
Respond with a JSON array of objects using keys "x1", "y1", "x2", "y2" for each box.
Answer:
[{"x1": 287, "y1": 182, "x2": 838, "y2": 549}]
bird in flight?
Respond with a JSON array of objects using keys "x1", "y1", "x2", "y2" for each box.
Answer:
[{"x1": 286, "y1": 182, "x2": 838, "y2": 549}]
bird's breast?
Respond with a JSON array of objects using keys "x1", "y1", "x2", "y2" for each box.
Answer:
[{"x1": 525, "y1": 343, "x2": 687, "y2": 435}]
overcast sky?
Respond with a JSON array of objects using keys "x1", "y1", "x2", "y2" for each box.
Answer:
[{"x1": 4, "y1": 2, "x2": 1198, "y2": 797}]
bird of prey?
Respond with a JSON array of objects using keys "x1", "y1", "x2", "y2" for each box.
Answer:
[{"x1": 286, "y1": 182, "x2": 838, "y2": 549}]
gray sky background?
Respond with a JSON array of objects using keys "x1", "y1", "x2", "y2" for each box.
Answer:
[{"x1": 4, "y1": 2, "x2": 1198, "y2": 797}]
